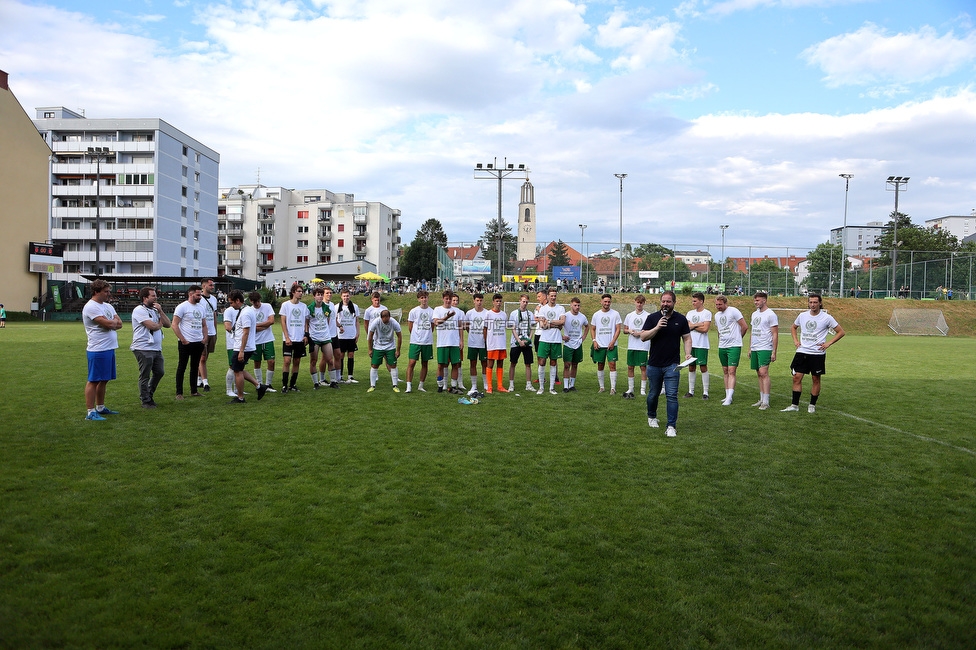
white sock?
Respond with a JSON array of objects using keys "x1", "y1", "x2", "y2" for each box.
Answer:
[
  {"x1": 610, "y1": 371, "x2": 617, "y2": 390},
  {"x1": 266, "y1": 370, "x2": 274, "y2": 386},
  {"x1": 762, "y1": 392, "x2": 769, "y2": 405},
  {"x1": 549, "y1": 365, "x2": 557, "y2": 390},
  {"x1": 470, "y1": 374, "x2": 477, "y2": 390},
  {"x1": 688, "y1": 371, "x2": 696, "y2": 395},
  {"x1": 702, "y1": 373, "x2": 710, "y2": 395},
  {"x1": 597, "y1": 370, "x2": 605, "y2": 388},
  {"x1": 254, "y1": 368, "x2": 263, "y2": 384},
  {"x1": 726, "y1": 388, "x2": 733, "y2": 400},
  {"x1": 640, "y1": 379, "x2": 647, "y2": 395},
  {"x1": 628, "y1": 376, "x2": 635, "y2": 392},
  {"x1": 370, "y1": 368, "x2": 379, "y2": 387},
  {"x1": 538, "y1": 366, "x2": 545, "y2": 385},
  {"x1": 391, "y1": 368, "x2": 399, "y2": 385},
  {"x1": 226, "y1": 368, "x2": 235, "y2": 393}
]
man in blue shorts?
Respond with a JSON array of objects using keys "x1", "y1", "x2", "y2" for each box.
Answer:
[{"x1": 82, "y1": 279, "x2": 123, "y2": 420}]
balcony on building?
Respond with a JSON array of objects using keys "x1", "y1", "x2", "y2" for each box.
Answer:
[
  {"x1": 318, "y1": 210, "x2": 331, "y2": 223},
  {"x1": 353, "y1": 213, "x2": 368, "y2": 225},
  {"x1": 319, "y1": 230, "x2": 332, "y2": 241},
  {"x1": 258, "y1": 208, "x2": 275, "y2": 222},
  {"x1": 354, "y1": 245, "x2": 368, "y2": 255},
  {"x1": 318, "y1": 243, "x2": 332, "y2": 254},
  {"x1": 353, "y1": 229, "x2": 367, "y2": 241},
  {"x1": 258, "y1": 262, "x2": 274, "y2": 273},
  {"x1": 257, "y1": 241, "x2": 274, "y2": 253},
  {"x1": 225, "y1": 211, "x2": 244, "y2": 224}
]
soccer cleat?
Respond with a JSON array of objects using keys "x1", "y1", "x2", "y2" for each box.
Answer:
[
  {"x1": 598, "y1": 387, "x2": 605, "y2": 393},
  {"x1": 563, "y1": 387, "x2": 570, "y2": 393},
  {"x1": 496, "y1": 386, "x2": 508, "y2": 393},
  {"x1": 85, "y1": 411, "x2": 107, "y2": 421},
  {"x1": 702, "y1": 394, "x2": 709, "y2": 400},
  {"x1": 313, "y1": 382, "x2": 320, "y2": 390},
  {"x1": 758, "y1": 403, "x2": 769, "y2": 411},
  {"x1": 203, "y1": 384, "x2": 211, "y2": 392},
  {"x1": 721, "y1": 399, "x2": 732, "y2": 406},
  {"x1": 437, "y1": 386, "x2": 445, "y2": 393},
  {"x1": 330, "y1": 381, "x2": 340, "y2": 389},
  {"x1": 550, "y1": 389, "x2": 558, "y2": 395},
  {"x1": 781, "y1": 404, "x2": 799, "y2": 412},
  {"x1": 96, "y1": 407, "x2": 120, "y2": 415},
  {"x1": 525, "y1": 382, "x2": 533, "y2": 391},
  {"x1": 280, "y1": 386, "x2": 289, "y2": 394},
  {"x1": 290, "y1": 386, "x2": 301, "y2": 393},
  {"x1": 666, "y1": 426, "x2": 677, "y2": 438},
  {"x1": 406, "y1": 385, "x2": 412, "y2": 393},
  {"x1": 609, "y1": 389, "x2": 616, "y2": 395},
  {"x1": 228, "y1": 397, "x2": 246, "y2": 404},
  {"x1": 808, "y1": 404, "x2": 816, "y2": 413},
  {"x1": 142, "y1": 402, "x2": 157, "y2": 409},
  {"x1": 257, "y1": 384, "x2": 268, "y2": 401},
  {"x1": 418, "y1": 385, "x2": 427, "y2": 392},
  {"x1": 264, "y1": 386, "x2": 277, "y2": 393},
  {"x1": 227, "y1": 390, "x2": 238, "y2": 397},
  {"x1": 485, "y1": 387, "x2": 493, "y2": 394},
  {"x1": 347, "y1": 377, "x2": 359, "y2": 384},
  {"x1": 683, "y1": 392, "x2": 694, "y2": 398},
  {"x1": 393, "y1": 386, "x2": 400, "y2": 393},
  {"x1": 537, "y1": 388, "x2": 544, "y2": 395},
  {"x1": 622, "y1": 391, "x2": 630, "y2": 399},
  {"x1": 570, "y1": 386, "x2": 577, "y2": 392},
  {"x1": 648, "y1": 417, "x2": 659, "y2": 428},
  {"x1": 751, "y1": 401, "x2": 763, "y2": 407},
  {"x1": 367, "y1": 386, "x2": 376, "y2": 393}
]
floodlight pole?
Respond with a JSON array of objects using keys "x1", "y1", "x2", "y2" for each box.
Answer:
[
  {"x1": 579, "y1": 224, "x2": 587, "y2": 290},
  {"x1": 886, "y1": 176, "x2": 909, "y2": 297},
  {"x1": 87, "y1": 146, "x2": 109, "y2": 276},
  {"x1": 720, "y1": 225, "x2": 729, "y2": 288},
  {"x1": 615, "y1": 173, "x2": 627, "y2": 291},
  {"x1": 839, "y1": 174, "x2": 853, "y2": 298},
  {"x1": 474, "y1": 158, "x2": 529, "y2": 285}
]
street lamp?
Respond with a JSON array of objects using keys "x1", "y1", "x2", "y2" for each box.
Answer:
[
  {"x1": 839, "y1": 174, "x2": 853, "y2": 298},
  {"x1": 474, "y1": 158, "x2": 530, "y2": 285},
  {"x1": 886, "y1": 176, "x2": 909, "y2": 297},
  {"x1": 579, "y1": 224, "x2": 587, "y2": 290},
  {"x1": 614, "y1": 173, "x2": 627, "y2": 290},
  {"x1": 719, "y1": 224, "x2": 729, "y2": 288},
  {"x1": 87, "y1": 146, "x2": 110, "y2": 276}
]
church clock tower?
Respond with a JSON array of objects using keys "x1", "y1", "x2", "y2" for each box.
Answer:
[{"x1": 517, "y1": 180, "x2": 536, "y2": 261}]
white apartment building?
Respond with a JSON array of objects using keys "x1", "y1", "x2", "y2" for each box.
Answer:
[
  {"x1": 217, "y1": 185, "x2": 401, "y2": 280},
  {"x1": 926, "y1": 214, "x2": 976, "y2": 242},
  {"x1": 830, "y1": 221, "x2": 885, "y2": 259},
  {"x1": 34, "y1": 107, "x2": 219, "y2": 278}
]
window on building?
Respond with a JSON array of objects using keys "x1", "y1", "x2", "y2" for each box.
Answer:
[
  {"x1": 337, "y1": 239, "x2": 344, "y2": 248},
  {"x1": 338, "y1": 255, "x2": 344, "y2": 262},
  {"x1": 298, "y1": 210, "x2": 309, "y2": 219},
  {"x1": 181, "y1": 226, "x2": 187, "y2": 237},
  {"x1": 297, "y1": 240, "x2": 308, "y2": 248},
  {"x1": 182, "y1": 146, "x2": 188, "y2": 156},
  {"x1": 338, "y1": 224, "x2": 344, "y2": 232},
  {"x1": 194, "y1": 172, "x2": 200, "y2": 183},
  {"x1": 298, "y1": 226, "x2": 309, "y2": 234},
  {"x1": 44, "y1": 111, "x2": 55, "y2": 118},
  {"x1": 182, "y1": 186, "x2": 187, "y2": 197},
  {"x1": 297, "y1": 256, "x2": 308, "y2": 263},
  {"x1": 182, "y1": 165, "x2": 188, "y2": 178}
]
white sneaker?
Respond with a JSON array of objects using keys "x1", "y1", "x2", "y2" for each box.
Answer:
[
  {"x1": 549, "y1": 389, "x2": 558, "y2": 395},
  {"x1": 227, "y1": 390, "x2": 238, "y2": 397},
  {"x1": 525, "y1": 382, "x2": 533, "y2": 391},
  {"x1": 648, "y1": 417, "x2": 659, "y2": 428},
  {"x1": 758, "y1": 403, "x2": 769, "y2": 411},
  {"x1": 537, "y1": 388, "x2": 544, "y2": 395},
  {"x1": 347, "y1": 377, "x2": 359, "y2": 384},
  {"x1": 721, "y1": 398, "x2": 732, "y2": 406},
  {"x1": 808, "y1": 404, "x2": 816, "y2": 413},
  {"x1": 418, "y1": 384, "x2": 426, "y2": 392},
  {"x1": 751, "y1": 401, "x2": 763, "y2": 407},
  {"x1": 509, "y1": 383, "x2": 515, "y2": 392},
  {"x1": 405, "y1": 385, "x2": 412, "y2": 393},
  {"x1": 264, "y1": 386, "x2": 277, "y2": 393},
  {"x1": 666, "y1": 426, "x2": 677, "y2": 438},
  {"x1": 781, "y1": 404, "x2": 799, "y2": 412}
]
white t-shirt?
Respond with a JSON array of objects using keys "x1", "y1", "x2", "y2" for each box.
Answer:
[
  {"x1": 253, "y1": 303, "x2": 276, "y2": 345},
  {"x1": 233, "y1": 305, "x2": 257, "y2": 353},
  {"x1": 326, "y1": 301, "x2": 339, "y2": 338},
  {"x1": 591, "y1": 309, "x2": 622, "y2": 348},
  {"x1": 715, "y1": 306, "x2": 745, "y2": 348},
  {"x1": 201, "y1": 294, "x2": 218, "y2": 336},
  {"x1": 537, "y1": 304, "x2": 566, "y2": 344},
  {"x1": 223, "y1": 306, "x2": 239, "y2": 350},
  {"x1": 794, "y1": 311, "x2": 839, "y2": 355},
  {"x1": 363, "y1": 303, "x2": 386, "y2": 330},
  {"x1": 509, "y1": 308, "x2": 534, "y2": 348},
  {"x1": 466, "y1": 308, "x2": 488, "y2": 348},
  {"x1": 750, "y1": 308, "x2": 779, "y2": 352},
  {"x1": 368, "y1": 317, "x2": 401, "y2": 351},
  {"x1": 336, "y1": 302, "x2": 360, "y2": 340},
  {"x1": 686, "y1": 308, "x2": 712, "y2": 349},
  {"x1": 308, "y1": 302, "x2": 333, "y2": 342},
  {"x1": 279, "y1": 300, "x2": 309, "y2": 342},
  {"x1": 408, "y1": 305, "x2": 435, "y2": 345},
  {"x1": 484, "y1": 309, "x2": 509, "y2": 351},
  {"x1": 173, "y1": 300, "x2": 206, "y2": 343},
  {"x1": 433, "y1": 305, "x2": 462, "y2": 348},
  {"x1": 624, "y1": 309, "x2": 650, "y2": 352},
  {"x1": 83, "y1": 299, "x2": 119, "y2": 352},
  {"x1": 563, "y1": 311, "x2": 589, "y2": 350},
  {"x1": 131, "y1": 304, "x2": 163, "y2": 351}
]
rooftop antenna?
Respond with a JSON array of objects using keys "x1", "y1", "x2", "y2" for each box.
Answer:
[{"x1": 256, "y1": 167, "x2": 261, "y2": 184}]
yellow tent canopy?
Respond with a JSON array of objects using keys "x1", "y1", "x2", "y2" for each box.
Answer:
[{"x1": 355, "y1": 271, "x2": 385, "y2": 281}]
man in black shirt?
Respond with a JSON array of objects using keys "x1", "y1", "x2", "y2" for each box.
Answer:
[{"x1": 639, "y1": 291, "x2": 692, "y2": 438}]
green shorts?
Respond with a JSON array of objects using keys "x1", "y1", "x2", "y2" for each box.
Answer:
[
  {"x1": 409, "y1": 343, "x2": 433, "y2": 361},
  {"x1": 371, "y1": 348, "x2": 398, "y2": 367},
  {"x1": 718, "y1": 346, "x2": 742, "y2": 368},
  {"x1": 626, "y1": 349, "x2": 649, "y2": 367},
  {"x1": 750, "y1": 350, "x2": 772, "y2": 370},
  {"x1": 563, "y1": 345, "x2": 583, "y2": 364},
  {"x1": 252, "y1": 341, "x2": 276, "y2": 361},
  {"x1": 591, "y1": 346, "x2": 618, "y2": 364},
  {"x1": 467, "y1": 346, "x2": 487, "y2": 362},
  {"x1": 436, "y1": 346, "x2": 461, "y2": 365},
  {"x1": 691, "y1": 347, "x2": 709, "y2": 366},
  {"x1": 537, "y1": 341, "x2": 562, "y2": 361}
]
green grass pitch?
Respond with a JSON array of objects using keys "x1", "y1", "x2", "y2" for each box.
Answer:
[{"x1": 1, "y1": 320, "x2": 974, "y2": 647}]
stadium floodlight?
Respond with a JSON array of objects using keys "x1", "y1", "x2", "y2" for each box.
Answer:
[
  {"x1": 474, "y1": 158, "x2": 530, "y2": 284},
  {"x1": 720, "y1": 225, "x2": 729, "y2": 287},
  {"x1": 615, "y1": 174, "x2": 627, "y2": 290},
  {"x1": 579, "y1": 224, "x2": 587, "y2": 288},
  {"x1": 839, "y1": 174, "x2": 853, "y2": 298},
  {"x1": 886, "y1": 176, "x2": 909, "y2": 296}
]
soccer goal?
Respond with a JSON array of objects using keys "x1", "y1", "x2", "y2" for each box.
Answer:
[{"x1": 888, "y1": 309, "x2": 948, "y2": 336}]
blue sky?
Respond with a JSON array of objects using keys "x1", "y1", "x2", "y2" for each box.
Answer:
[{"x1": 2, "y1": 0, "x2": 975, "y2": 258}]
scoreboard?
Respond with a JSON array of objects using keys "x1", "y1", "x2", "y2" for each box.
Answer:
[{"x1": 28, "y1": 242, "x2": 64, "y2": 273}]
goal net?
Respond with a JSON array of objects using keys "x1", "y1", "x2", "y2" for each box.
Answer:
[{"x1": 888, "y1": 309, "x2": 948, "y2": 336}]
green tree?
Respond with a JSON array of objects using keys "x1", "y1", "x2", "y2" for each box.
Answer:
[
  {"x1": 872, "y1": 212, "x2": 960, "y2": 264},
  {"x1": 399, "y1": 239, "x2": 437, "y2": 280},
  {"x1": 633, "y1": 243, "x2": 673, "y2": 258},
  {"x1": 417, "y1": 218, "x2": 448, "y2": 247},
  {"x1": 548, "y1": 240, "x2": 571, "y2": 268},
  {"x1": 805, "y1": 242, "x2": 844, "y2": 275},
  {"x1": 479, "y1": 218, "x2": 517, "y2": 276}
]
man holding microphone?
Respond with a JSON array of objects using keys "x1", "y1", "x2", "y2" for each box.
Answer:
[{"x1": 639, "y1": 291, "x2": 692, "y2": 438}]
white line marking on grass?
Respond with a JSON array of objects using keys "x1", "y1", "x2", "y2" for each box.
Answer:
[{"x1": 704, "y1": 372, "x2": 976, "y2": 457}]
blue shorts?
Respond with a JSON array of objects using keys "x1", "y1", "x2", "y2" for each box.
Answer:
[{"x1": 87, "y1": 350, "x2": 117, "y2": 382}]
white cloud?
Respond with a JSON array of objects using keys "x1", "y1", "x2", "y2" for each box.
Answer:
[
  {"x1": 596, "y1": 10, "x2": 682, "y2": 71},
  {"x1": 803, "y1": 23, "x2": 976, "y2": 87}
]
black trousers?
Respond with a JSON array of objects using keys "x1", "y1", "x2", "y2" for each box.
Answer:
[{"x1": 176, "y1": 341, "x2": 205, "y2": 396}]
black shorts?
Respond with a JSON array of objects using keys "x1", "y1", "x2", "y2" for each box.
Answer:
[
  {"x1": 510, "y1": 344, "x2": 534, "y2": 365},
  {"x1": 231, "y1": 351, "x2": 254, "y2": 372},
  {"x1": 337, "y1": 338, "x2": 358, "y2": 353},
  {"x1": 791, "y1": 352, "x2": 826, "y2": 376},
  {"x1": 283, "y1": 341, "x2": 307, "y2": 358}
]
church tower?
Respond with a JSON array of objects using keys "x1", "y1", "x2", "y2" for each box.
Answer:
[{"x1": 517, "y1": 180, "x2": 536, "y2": 261}]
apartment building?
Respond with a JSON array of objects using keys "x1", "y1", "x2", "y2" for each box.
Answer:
[
  {"x1": 217, "y1": 185, "x2": 401, "y2": 280},
  {"x1": 34, "y1": 107, "x2": 219, "y2": 278},
  {"x1": 830, "y1": 221, "x2": 885, "y2": 259},
  {"x1": 926, "y1": 214, "x2": 976, "y2": 242}
]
